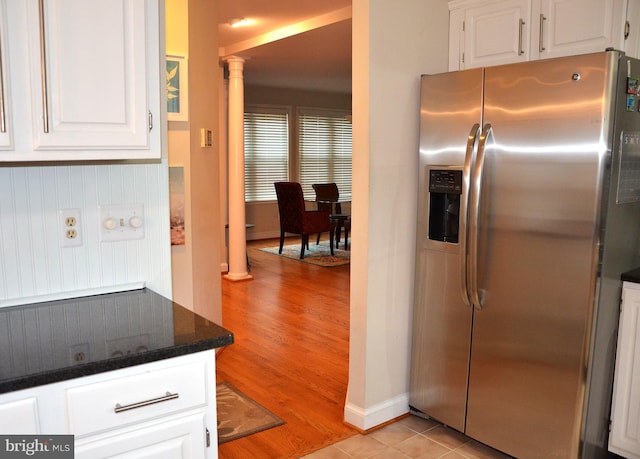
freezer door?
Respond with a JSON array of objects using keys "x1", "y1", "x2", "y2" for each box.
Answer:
[
  {"x1": 465, "y1": 52, "x2": 618, "y2": 458},
  {"x1": 410, "y1": 68, "x2": 483, "y2": 431}
]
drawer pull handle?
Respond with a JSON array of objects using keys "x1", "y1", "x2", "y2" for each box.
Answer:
[{"x1": 114, "y1": 391, "x2": 179, "y2": 413}]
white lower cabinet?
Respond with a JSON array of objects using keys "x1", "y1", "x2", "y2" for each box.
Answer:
[
  {"x1": 0, "y1": 397, "x2": 40, "y2": 434},
  {"x1": 66, "y1": 360, "x2": 207, "y2": 437},
  {"x1": 609, "y1": 281, "x2": 640, "y2": 459},
  {"x1": 0, "y1": 350, "x2": 218, "y2": 458}
]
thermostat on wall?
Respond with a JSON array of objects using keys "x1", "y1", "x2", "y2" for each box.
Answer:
[{"x1": 200, "y1": 128, "x2": 213, "y2": 147}]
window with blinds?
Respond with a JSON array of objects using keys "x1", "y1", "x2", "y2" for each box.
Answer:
[
  {"x1": 298, "y1": 108, "x2": 352, "y2": 201},
  {"x1": 244, "y1": 108, "x2": 290, "y2": 202}
]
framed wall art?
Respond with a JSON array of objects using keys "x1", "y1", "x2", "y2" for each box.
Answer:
[
  {"x1": 169, "y1": 166, "x2": 186, "y2": 245},
  {"x1": 166, "y1": 55, "x2": 189, "y2": 121}
]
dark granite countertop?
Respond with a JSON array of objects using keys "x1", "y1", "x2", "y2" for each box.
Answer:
[
  {"x1": 0, "y1": 288, "x2": 233, "y2": 394},
  {"x1": 621, "y1": 267, "x2": 640, "y2": 283}
]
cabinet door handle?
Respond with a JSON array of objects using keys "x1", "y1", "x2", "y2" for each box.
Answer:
[
  {"x1": 625, "y1": 20, "x2": 630, "y2": 39},
  {"x1": 518, "y1": 18, "x2": 525, "y2": 55},
  {"x1": 539, "y1": 14, "x2": 546, "y2": 52},
  {"x1": 114, "y1": 391, "x2": 179, "y2": 413},
  {"x1": 38, "y1": 0, "x2": 50, "y2": 133},
  {"x1": 0, "y1": 34, "x2": 6, "y2": 133}
]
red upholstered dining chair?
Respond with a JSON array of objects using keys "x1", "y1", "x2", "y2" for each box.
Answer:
[{"x1": 274, "y1": 182, "x2": 335, "y2": 259}]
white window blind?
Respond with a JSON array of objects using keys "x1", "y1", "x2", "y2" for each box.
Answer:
[
  {"x1": 298, "y1": 109, "x2": 352, "y2": 201},
  {"x1": 244, "y1": 108, "x2": 289, "y2": 202}
]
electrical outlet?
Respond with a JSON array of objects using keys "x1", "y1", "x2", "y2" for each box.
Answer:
[
  {"x1": 60, "y1": 208, "x2": 82, "y2": 248},
  {"x1": 69, "y1": 343, "x2": 90, "y2": 365}
]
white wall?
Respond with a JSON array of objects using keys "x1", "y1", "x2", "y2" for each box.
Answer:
[
  {"x1": 0, "y1": 162, "x2": 172, "y2": 306},
  {"x1": 345, "y1": 0, "x2": 450, "y2": 430},
  {"x1": 166, "y1": 0, "x2": 194, "y2": 310},
  {"x1": 184, "y1": 0, "x2": 222, "y2": 323},
  {"x1": 165, "y1": 0, "x2": 222, "y2": 323}
]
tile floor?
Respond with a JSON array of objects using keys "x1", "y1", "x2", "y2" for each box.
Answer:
[{"x1": 300, "y1": 415, "x2": 513, "y2": 459}]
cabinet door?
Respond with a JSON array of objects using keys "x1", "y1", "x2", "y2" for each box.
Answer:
[
  {"x1": 625, "y1": 0, "x2": 640, "y2": 58},
  {"x1": 0, "y1": 397, "x2": 39, "y2": 434},
  {"x1": 532, "y1": 0, "x2": 627, "y2": 60},
  {"x1": 461, "y1": 0, "x2": 532, "y2": 69},
  {"x1": 75, "y1": 413, "x2": 209, "y2": 459},
  {"x1": 0, "y1": 0, "x2": 12, "y2": 149},
  {"x1": 609, "y1": 283, "x2": 640, "y2": 459},
  {"x1": 26, "y1": 0, "x2": 160, "y2": 159}
]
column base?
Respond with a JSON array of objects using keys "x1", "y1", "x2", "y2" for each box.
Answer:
[{"x1": 223, "y1": 272, "x2": 253, "y2": 282}]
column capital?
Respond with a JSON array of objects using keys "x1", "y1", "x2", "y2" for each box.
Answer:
[
  {"x1": 225, "y1": 56, "x2": 245, "y2": 80},
  {"x1": 224, "y1": 55, "x2": 245, "y2": 66}
]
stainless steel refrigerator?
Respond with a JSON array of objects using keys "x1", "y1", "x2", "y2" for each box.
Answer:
[{"x1": 410, "y1": 50, "x2": 640, "y2": 459}]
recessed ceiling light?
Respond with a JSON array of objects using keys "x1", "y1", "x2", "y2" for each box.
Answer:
[{"x1": 228, "y1": 17, "x2": 249, "y2": 28}]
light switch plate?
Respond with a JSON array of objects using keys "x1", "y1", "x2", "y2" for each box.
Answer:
[{"x1": 99, "y1": 204, "x2": 145, "y2": 242}]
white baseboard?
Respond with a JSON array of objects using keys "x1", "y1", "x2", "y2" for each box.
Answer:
[
  {"x1": 220, "y1": 262, "x2": 228, "y2": 273},
  {"x1": 247, "y1": 230, "x2": 279, "y2": 241},
  {"x1": 344, "y1": 392, "x2": 410, "y2": 431}
]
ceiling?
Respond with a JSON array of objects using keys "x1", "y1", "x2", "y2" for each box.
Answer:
[{"x1": 218, "y1": 0, "x2": 352, "y2": 93}]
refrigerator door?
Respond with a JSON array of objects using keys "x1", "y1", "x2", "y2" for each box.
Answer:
[
  {"x1": 409, "y1": 68, "x2": 483, "y2": 431},
  {"x1": 464, "y1": 52, "x2": 618, "y2": 458}
]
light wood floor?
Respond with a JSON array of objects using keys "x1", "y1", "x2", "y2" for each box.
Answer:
[{"x1": 216, "y1": 237, "x2": 357, "y2": 458}]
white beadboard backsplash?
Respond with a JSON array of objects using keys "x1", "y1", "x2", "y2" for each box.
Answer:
[{"x1": 0, "y1": 161, "x2": 172, "y2": 305}]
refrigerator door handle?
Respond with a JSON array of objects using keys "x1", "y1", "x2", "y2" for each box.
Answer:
[
  {"x1": 460, "y1": 123, "x2": 480, "y2": 308},
  {"x1": 468, "y1": 123, "x2": 491, "y2": 310}
]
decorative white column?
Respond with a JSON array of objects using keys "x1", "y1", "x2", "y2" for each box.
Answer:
[{"x1": 224, "y1": 56, "x2": 252, "y2": 281}]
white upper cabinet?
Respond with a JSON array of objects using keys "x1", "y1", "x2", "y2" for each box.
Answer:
[
  {"x1": 0, "y1": 0, "x2": 163, "y2": 162},
  {"x1": 531, "y1": 0, "x2": 627, "y2": 60},
  {"x1": 0, "y1": 0, "x2": 12, "y2": 150},
  {"x1": 625, "y1": 0, "x2": 640, "y2": 58},
  {"x1": 450, "y1": 0, "x2": 634, "y2": 70},
  {"x1": 29, "y1": 0, "x2": 156, "y2": 153},
  {"x1": 449, "y1": 0, "x2": 532, "y2": 70}
]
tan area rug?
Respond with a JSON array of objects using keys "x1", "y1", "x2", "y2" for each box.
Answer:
[
  {"x1": 216, "y1": 382, "x2": 285, "y2": 444},
  {"x1": 259, "y1": 240, "x2": 350, "y2": 267}
]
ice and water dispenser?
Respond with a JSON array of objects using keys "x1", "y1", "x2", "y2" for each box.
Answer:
[{"x1": 428, "y1": 169, "x2": 462, "y2": 243}]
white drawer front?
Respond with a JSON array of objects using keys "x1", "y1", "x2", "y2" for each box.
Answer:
[{"x1": 67, "y1": 361, "x2": 207, "y2": 436}]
